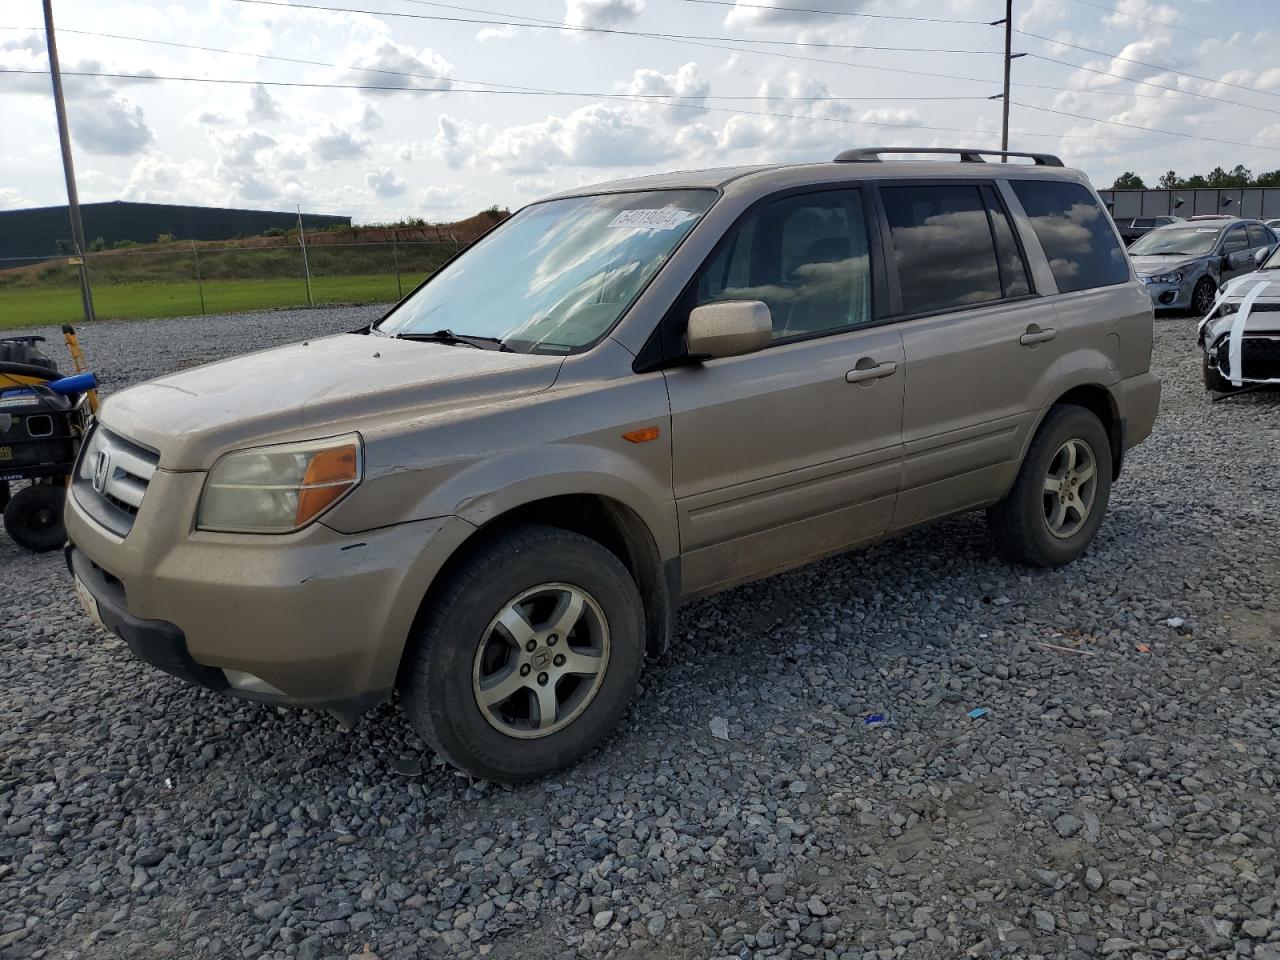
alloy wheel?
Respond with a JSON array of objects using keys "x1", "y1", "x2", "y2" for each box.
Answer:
[
  {"x1": 1042, "y1": 438, "x2": 1098, "y2": 540},
  {"x1": 472, "y1": 582, "x2": 610, "y2": 739}
]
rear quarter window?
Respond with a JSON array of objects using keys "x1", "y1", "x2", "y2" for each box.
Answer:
[{"x1": 1011, "y1": 180, "x2": 1130, "y2": 293}]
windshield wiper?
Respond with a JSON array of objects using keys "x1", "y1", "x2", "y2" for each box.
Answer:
[{"x1": 394, "y1": 329, "x2": 511, "y2": 351}]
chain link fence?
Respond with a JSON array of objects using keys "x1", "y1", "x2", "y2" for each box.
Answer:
[{"x1": 0, "y1": 239, "x2": 466, "y2": 326}]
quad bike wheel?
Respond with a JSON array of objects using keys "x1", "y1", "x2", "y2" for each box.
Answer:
[{"x1": 3, "y1": 483, "x2": 67, "y2": 553}]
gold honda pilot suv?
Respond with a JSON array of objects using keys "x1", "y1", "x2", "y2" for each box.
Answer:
[{"x1": 67, "y1": 148, "x2": 1160, "y2": 782}]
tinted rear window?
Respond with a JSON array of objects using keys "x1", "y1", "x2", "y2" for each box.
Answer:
[
  {"x1": 1011, "y1": 180, "x2": 1129, "y2": 293},
  {"x1": 881, "y1": 184, "x2": 1005, "y2": 314}
]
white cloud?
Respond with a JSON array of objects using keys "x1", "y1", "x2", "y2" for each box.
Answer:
[
  {"x1": 311, "y1": 126, "x2": 372, "y2": 163},
  {"x1": 0, "y1": 187, "x2": 35, "y2": 210},
  {"x1": 620, "y1": 62, "x2": 709, "y2": 123},
  {"x1": 121, "y1": 153, "x2": 206, "y2": 204},
  {"x1": 197, "y1": 110, "x2": 229, "y2": 126},
  {"x1": 366, "y1": 167, "x2": 408, "y2": 197},
  {"x1": 514, "y1": 175, "x2": 556, "y2": 195},
  {"x1": 70, "y1": 97, "x2": 154, "y2": 156},
  {"x1": 476, "y1": 26, "x2": 518, "y2": 42},
  {"x1": 340, "y1": 39, "x2": 455, "y2": 93},
  {"x1": 433, "y1": 115, "x2": 489, "y2": 169},
  {"x1": 247, "y1": 83, "x2": 283, "y2": 122},
  {"x1": 565, "y1": 0, "x2": 644, "y2": 30},
  {"x1": 487, "y1": 103, "x2": 676, "y2": 173}
]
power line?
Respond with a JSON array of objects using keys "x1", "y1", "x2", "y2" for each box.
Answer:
[
  {"x1": 1026, "y1": 53, "x2": 1280, "y2": 118},
  {"x1": 227, "y1": 0, "x2": 1011, "y2": 89},
  {"x1": 228, "y1": 0, "x2": 999, "y2": 54},
  {"x1": 1014, "y1": 29, "x2": 1280, "y2": 101},
  {"x1": 672, "y1": 0, "x2": 990, "y2": 25},
  {"x1": 5, "y1": 66, "x2": 1269, "y2": 148},
  {"x1": 1009, "y1": 99, "x2": 1280, "y2": 152},
  {"x1": 0, "y1": 26, "x2": 990, "y2": 103},
  {"x1": 1061, "y1": 0, "x2": 1273, "y2": 56}
]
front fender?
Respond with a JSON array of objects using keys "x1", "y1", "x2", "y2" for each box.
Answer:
[{"x1": 421, "y1": 445, "x2": 679, "y2": 560}]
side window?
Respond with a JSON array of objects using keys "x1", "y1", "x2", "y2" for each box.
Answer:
[
  {"x1": 1010, "y1": 180, "x2": 1129, "y2": 293},
  {"x1": 1247, "y1": 224, "x2": 1270, "y2": 248},
  {"x1": 982, "y1": 186, "x2": 1032, "y2": 299},
  {"x1": 881, "y1": 184, "x2": 1004, "y2": 314},
  {"x1": 1223, "y1": 226, "x2": 1249, "y2": 252},
  {"x1": 695, "y1": 190, "x2": 872, "y2": 339},
  {"x1": 1134, "y1": 218, "x2": 1153, "y2": 229}
]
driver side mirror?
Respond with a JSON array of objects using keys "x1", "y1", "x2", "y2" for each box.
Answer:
[
  {"x1": 686, "y1": 300, "x2": 772, "y2": 360},
  {"x1": 1256, "y1": 246, "x2": 1272, "y2": 267}
]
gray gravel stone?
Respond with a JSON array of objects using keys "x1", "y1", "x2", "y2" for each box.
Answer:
[{"x1": 3, "y1": 308, "x2": 1279, "y2": 959}]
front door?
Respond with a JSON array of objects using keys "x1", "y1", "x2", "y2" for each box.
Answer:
[{"x1": 662, "y1": 187, "x2": 905, "y2": 595}]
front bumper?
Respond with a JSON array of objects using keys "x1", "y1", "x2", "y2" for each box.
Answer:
[
  {"x1": 65, "y1": 465, "x2": 476, "y2": 721},
  {"x1": 1139, "y1": 278, "x2": 1193, "y2": 310}
]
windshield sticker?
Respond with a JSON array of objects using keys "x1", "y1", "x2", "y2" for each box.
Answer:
[{"x1": 608, "y1": 208, "x2": 695, "y2": 230}]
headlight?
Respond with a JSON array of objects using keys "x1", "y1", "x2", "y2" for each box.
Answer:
[
  {"x1": 197, "y1": 434, "x2": 362, "y2": 533},
  {"x1": 1219, "y1": 302, "x2": 1240, "y2": 316},
  {"x1": 1141, "y1": 272, "x2": 1183, "y2": 285}
]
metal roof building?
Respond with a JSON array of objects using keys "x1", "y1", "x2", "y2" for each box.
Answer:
[{"x1": 0, "y1": 201, "x2": 350, "y2": 265}]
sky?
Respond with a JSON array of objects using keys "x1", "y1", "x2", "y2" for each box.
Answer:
[{"x1": 1, "y1": 0, "x2": 1278, "y2": 224}]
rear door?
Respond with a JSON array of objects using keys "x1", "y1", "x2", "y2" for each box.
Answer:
[
  {"x1": 662, "y1": 187, "x2": 905, "y2": 595},
  {"x1": 876, "y1": 180, "x2": 1060, "y2": 531}
]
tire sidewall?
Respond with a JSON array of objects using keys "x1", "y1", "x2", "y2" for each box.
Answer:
[
  {"x1": 409, "y1": 530, "x2": 644, "y2": 781},
  {"x1": 4, "y1": 484, "x2": 66, "y2": 552},
  {"x1": 1018, "y1": 408, "x2": 1113, "y2": 566}
]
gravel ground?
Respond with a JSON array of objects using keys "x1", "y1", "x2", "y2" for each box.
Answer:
[{"x1": 2, "y1": 306, "x2": 1278, "y2": 960}]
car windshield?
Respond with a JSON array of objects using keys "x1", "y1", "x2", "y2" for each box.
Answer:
[
  {"x1": 1262, "y1": 245, "x2": 1280, "y2": 270},
  {"x1": 375, "y1": 189, "x2": 716, "y2": 353},
  {"x1": 1128, "y1": 227, "x2": 1220, "y2": 257}
]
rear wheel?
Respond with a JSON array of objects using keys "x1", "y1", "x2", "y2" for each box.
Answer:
[
  {"x1": 1191, "y1": 277, "x2": 1217, "y2": 316},
  {"x1": 3, "y1": 483, "x2": 67, "y2": 553},
  {"x1": 987, "y1": 406, "x2": 1112, "y2": 567},
  {"x1": 400, "y1": 525, "x2": 645, "y2": 782}
]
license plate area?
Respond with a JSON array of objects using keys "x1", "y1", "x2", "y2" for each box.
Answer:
[{"x1": 74, "y1": 575, "x2": 107, "y2": 632}]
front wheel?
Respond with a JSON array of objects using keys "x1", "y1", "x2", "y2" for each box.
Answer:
[
  {"x1": 1203, "y1": 352, "x2": 1234, "y2": 393},
  {"x1": 987, "y1": 406, "x2": 1112, "y2": 568},
  {"x1": 1191, "y1": 277, "x2": 1217, "y2": 316},
  {"x1": 400, "y1": 525, "x2": 645, "y2": 782}
]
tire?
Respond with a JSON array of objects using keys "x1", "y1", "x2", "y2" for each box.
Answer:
[
  {"x1": 400, "y1": 524, "x2": 645, "y2": 782},
  {"x1": 3, "y1": 483, "x2": 67, "y2": 553},
  {"x1": 1191, "y1": 277, "x2": 1217, "y2": 317},
  {"x1": 987, "y1": 405, "x2": 1113, "y2": 568},
  {"x1": 1203, "y1": 352, "x2": 1234, "y2": 393}
]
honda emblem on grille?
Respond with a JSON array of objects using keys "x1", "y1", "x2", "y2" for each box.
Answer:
[{"x1": 92, "y1": 449, "x2": 111, "y2": 494}]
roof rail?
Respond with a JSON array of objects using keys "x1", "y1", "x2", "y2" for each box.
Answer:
[{"x1": 833, "y1": 147, "x2": 1064, "y2": 167}]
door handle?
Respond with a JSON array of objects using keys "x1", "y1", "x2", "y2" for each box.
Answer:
[
  {"x1": 845, "y1": 360, "x2": 898, "y2": 384},
  {"x1": 1019, "y1": 327, "x2": 1057, "y2": 346}
]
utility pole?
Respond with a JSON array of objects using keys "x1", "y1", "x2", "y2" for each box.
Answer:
[
  {"x1": 1001, "y1": 0, "x2": 1012, "y2": 158},
  {"x1": 296, "y1": 205, "x2": 314, "y2": 308},
  {"x1": 42, "y1": 0, "x2": 95, "y2": 322}
]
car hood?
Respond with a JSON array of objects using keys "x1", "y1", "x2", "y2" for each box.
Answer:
[
  {"x1": 99, "y1": 333, "x2": 565, "y2": 470},
  {"x1": 1201, "y1": 272, "x2": 1280, "y2": 342},
  {"x1": 1130, "y1": 255, "x2": 1202, "y2": 276}
]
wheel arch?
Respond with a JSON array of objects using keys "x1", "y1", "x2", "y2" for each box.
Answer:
[
  {"x1": 1036, "y1": 383, "x2": 1124, "y2": 479},
  {"x1": 396, "y1": 493, "x2": 678, "y2": 694}
]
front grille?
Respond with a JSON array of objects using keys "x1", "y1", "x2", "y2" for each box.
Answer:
[
  {"x1": 1241, "y1": 337, "x2": 1280, "y2": 381},
  {"x1": 72, "y1": 426, "x2": 160, "y2": 536}
]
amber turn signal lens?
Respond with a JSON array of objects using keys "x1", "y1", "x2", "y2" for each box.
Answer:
[
  {"x1": 621, "y1": 426, "x2": 660, "y2": 443},
  {"x1": 295, "y1": 444, "x2": 359, "y2": 526}
]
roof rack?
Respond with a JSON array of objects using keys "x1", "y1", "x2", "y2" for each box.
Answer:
[{"x1": 833, "y1": 147, "x2": 1064, "y2": 167}]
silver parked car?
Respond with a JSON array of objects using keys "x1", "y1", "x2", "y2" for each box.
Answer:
[{"x1": 1129, "y1": 218, "x2": 1277, "y2": 314}]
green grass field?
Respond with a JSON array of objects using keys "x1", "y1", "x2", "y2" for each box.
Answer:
[{"x1": 0, "y1": 273, "x2": 431, "y2": 329}]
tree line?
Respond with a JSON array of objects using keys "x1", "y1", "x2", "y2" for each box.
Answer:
[{"x1": 1111, "y1": 166, "x2": 1280, "y2": 190}]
